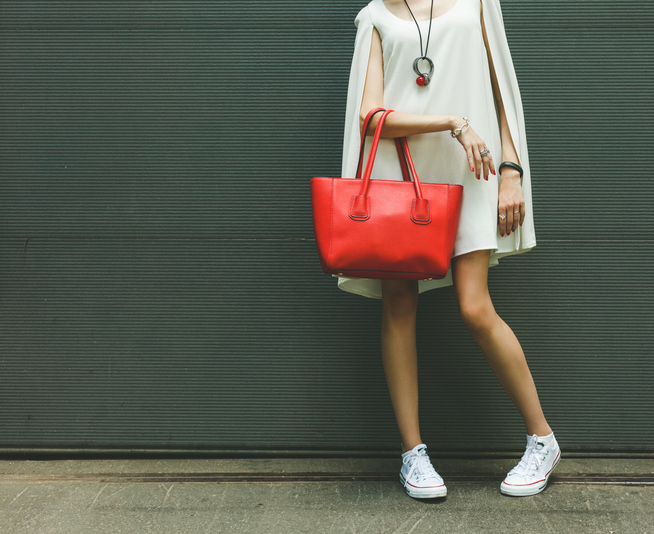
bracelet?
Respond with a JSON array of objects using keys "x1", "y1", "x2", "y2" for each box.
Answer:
[
  {"x1": 498, "y1": 161, "x2": 524, "y2": 181},
  {"x1": 450, "y1": 117, "x2": 470, "y2": 138}
]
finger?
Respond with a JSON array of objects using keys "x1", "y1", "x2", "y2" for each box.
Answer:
[
  {"x1": 506, "y1": 209, "x2": 514, "y2": 236},
  {"x1": 512, "y1": 205, "x2": 520, "y2": 232},
  {"x1": 474, "y1": 149, "x2": 482, "y2": 180},
  {"x1": 481, "y1": 150, "x2": 490, "y2": 181},
  {"x1": 519, "y1": 203, "x2": 526, "y2": 227},
  {"x1": 498, "y1": 210, "x2": 507, "y2": 236},
  {"x1": 466, "y1": 146, "x2": 475, "y2": 174},
  {"x1": 489, "y1": 156, "x2": 496, "y2": 176}
]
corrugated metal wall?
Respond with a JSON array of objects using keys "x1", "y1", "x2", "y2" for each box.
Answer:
[{"x1": 0, "y1": 1, "x2": 652, "y2": 454}]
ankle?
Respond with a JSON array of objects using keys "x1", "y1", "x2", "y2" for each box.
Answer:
[
  {"x1": 401, "y1": 439, "x2": 423, "y2": 454},
  {"x1": 527, "y1": 425, "x2": 553, "y2": 437}
]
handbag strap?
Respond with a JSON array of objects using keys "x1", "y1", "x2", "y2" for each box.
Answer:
[
  {"x1": 396, "y1": 137, "x2": 425, "y2": 198},
  {"x1": 356, "y1": 108, "x2": 411, "y2": 182},
  {"x1": 356, "y1": 109, "x2": 425, "y2": 200},
  {"x1": 355, "y1": 108, "x2": 384, "y2": 180},
  {"x1": 395, "y1": 138, "x2": 412, "y2": 182}
]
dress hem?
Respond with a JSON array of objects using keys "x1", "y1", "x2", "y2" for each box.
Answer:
[{"x1": 336, "y1": 242, "x2": 536, "y2": 300}]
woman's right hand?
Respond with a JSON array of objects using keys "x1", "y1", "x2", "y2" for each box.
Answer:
[{"x1": 452, "y1": 119, "x2": 496, "y2": 181}]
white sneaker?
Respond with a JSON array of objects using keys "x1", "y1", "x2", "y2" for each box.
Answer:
[
  {"x1": 501, "y1": 433, "x2": 561, "y2": 496},
  {"x1": 399, "y1": 444, "x2": 447, "y2": 498}
]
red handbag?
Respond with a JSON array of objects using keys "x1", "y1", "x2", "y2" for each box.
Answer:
[{"x1": 311, "y1": 108, "x2": 463, "y2": 281}]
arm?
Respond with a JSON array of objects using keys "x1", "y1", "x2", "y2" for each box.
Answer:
[
  {"x1": 480, "y1": 0, "x2": 525, "y2": 234},
  {"x1": 359, "y1": 27, "x2": 494, "y2": 178},
  {"x1": 359, "y1": 27, "x2": 459, "y2": 137}
]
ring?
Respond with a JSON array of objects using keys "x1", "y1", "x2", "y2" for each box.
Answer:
[
  {"x1": 480, "y1": 148, "x2": 490, "y2": 157},
  {"x1": 514, "y1": 210, "x2": 520, "y2": 214},
  {"x1": 499, "y1": 214, "x2": 507, "y2": 220}
]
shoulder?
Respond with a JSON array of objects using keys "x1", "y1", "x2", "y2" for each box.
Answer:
[
  {"x1": 354, "y1": 2, "x2": 375, "y2": 28},
  {"x1": 481, "y1": 0, "x2": 506, "y2": 20}
]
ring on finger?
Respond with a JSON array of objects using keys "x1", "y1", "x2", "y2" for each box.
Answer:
[
  {"x1": 499, "y1": 214, "x2": 507, "y2": 220},
  {"x1": 479, "y1": 147, "x2": 490, "y2": 158},
  {"x1": 514, "y1": 210, "x2": 520, "y2": 214}
]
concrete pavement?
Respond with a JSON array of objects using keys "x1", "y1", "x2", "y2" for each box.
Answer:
[{"x1": 0, "y1": 457, "x2": 652, "y2": 533}]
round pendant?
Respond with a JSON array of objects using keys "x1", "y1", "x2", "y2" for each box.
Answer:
[{"x1": 413, "y1": 56, "x2": 434, "y2": 87}]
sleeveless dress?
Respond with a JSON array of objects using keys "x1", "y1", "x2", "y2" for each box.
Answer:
[{"x1": 336, "y1": 0, "x2": 537, "y2": 299}]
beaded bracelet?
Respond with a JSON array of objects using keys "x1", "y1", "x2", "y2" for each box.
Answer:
[{"x1": 450, "y1": 117, "x2": 470, "y2": 138}]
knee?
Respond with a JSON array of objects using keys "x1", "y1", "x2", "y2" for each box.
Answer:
[
  {"x1": 382, "y1": 283, "x2": 418, "y2": 324},
  {"x1": 459, "y1": 299, "x2": 496, "y2": 333}
]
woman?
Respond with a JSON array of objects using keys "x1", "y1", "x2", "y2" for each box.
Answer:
[{"x1": 338, "y1": 0, "x2": 560, "y2": 498}]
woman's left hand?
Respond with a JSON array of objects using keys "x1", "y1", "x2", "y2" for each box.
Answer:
[{"x1": 497, "y1": 168, "x2": 525, "y2": 237}]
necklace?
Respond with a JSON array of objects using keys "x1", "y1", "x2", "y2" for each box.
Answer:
[{"x1": 403, "y1": 0, "x2": 435, "y2": 86}]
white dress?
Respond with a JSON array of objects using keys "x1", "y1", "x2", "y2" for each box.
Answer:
[{"x1": 336, "y1": 0, "x2": 537, "y2": 300}]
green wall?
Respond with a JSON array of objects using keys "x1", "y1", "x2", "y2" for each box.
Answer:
[{"x1": 0, "y1": 1, "x2": 652, "y2": 454}]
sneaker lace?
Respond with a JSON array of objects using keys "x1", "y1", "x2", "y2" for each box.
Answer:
[
  {"x1": 402, "y1": 447, "x2": 440, "y2": 486},
  {"x1": 508, "y1": 434, "x2": 546, "y2": 478}
]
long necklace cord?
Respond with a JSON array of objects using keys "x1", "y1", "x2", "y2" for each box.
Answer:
[
  {"x1": 403, "y1": 0, "x2": 434, "y2": 58},
  {"x1": 403, "y1": 0, "x2": 435, "y2": 86}
]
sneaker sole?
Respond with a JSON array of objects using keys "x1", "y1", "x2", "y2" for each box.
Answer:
[
  {"x1": 399, "y1": 474, "x2": 447, "y2": 499},
  {"x1": 500, "y1": 450, "x2": 561, "y2": 497}
]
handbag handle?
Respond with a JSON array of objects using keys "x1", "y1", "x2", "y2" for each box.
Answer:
[
  {"x1": 350, "y1": 109, "x2": 431, "y2": 224},
  {"x1": 355, "y1": 108, "x2": 411, "y2": 183},
  {"x1": 354, "y1": 108, "x2": 385, "y2": 181}
]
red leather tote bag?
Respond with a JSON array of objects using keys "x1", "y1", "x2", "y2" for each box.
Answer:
[{"x1": 311, "y1": 108, "x2": 463, "y2": 281}]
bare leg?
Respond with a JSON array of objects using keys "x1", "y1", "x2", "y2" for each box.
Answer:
[
  {"x1": 451, "y1": 250, "x2": 552, "y2": 436},
  {"x1": 380, "y1": 279, "x2": 423, "y2": 453}
]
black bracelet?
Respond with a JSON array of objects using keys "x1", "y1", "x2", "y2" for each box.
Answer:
[{"x1": 498, "y1": 161, "x2": 523, "y2": 179}]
